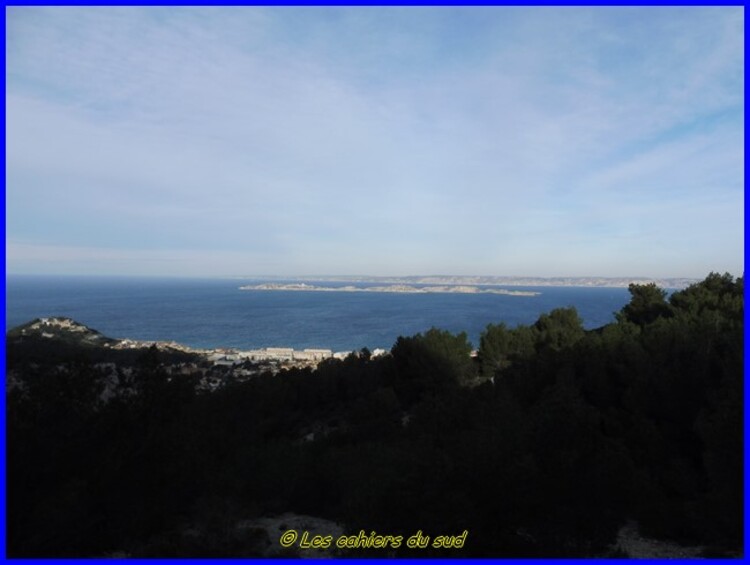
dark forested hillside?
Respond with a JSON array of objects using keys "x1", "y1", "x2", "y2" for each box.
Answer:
[{"x1": 6, "y1": 273, "x2": 743, "y2": 557}]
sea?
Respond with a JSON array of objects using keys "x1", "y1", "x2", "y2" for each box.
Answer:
[{"x1": 5, "y1": 275, "x2": 633, "y2": 352}]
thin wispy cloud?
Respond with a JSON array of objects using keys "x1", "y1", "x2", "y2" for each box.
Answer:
[{"x1": 6, "y1": 7, "x2": 744, "y2": 278}]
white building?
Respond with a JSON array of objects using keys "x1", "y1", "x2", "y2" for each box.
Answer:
[{"x1": 297, "y1": 349, "x2": 333, "y2": 361}]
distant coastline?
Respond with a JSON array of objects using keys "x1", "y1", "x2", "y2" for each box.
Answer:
[
  {"x1": 239, "y1": 283, "x2": 541, "y2": 297},
  {"x1": 236, "y1": 275, "x2": 698, "y2": 289}
]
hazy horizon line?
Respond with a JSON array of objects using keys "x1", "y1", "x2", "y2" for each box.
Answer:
[{"x1": 6, "y1": 272, "x2": 727, "y2": 281}]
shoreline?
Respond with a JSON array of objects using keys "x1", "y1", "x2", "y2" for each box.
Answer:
[
  {"x1": 115, "y1": 338, "x2": 383, "y2": 365},
  {"x1": 14, "y1": 317, "x2": 375, "y2": 367},
  {"x1": 110, "y1": 338, "x2": 375, "y2": 367}
]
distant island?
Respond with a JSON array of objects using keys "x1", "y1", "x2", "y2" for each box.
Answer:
[
  {"x1": 239, "y1": 283, "x2": 540, "y2": 296},
  {"x1": 236, "y1": 275, "x2": 699, "y2": 289}
]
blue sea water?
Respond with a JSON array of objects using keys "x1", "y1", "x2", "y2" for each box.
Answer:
[{"x1": 5, "y1": 275, "x2": 632, "y2": 352}]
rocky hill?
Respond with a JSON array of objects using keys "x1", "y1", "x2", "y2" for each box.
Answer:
[
  {"x1": 7, "y1": 317, "x2": 118, "y2": 346},
  {"x1": 6, "y1": 317, "x2": 198, "y2": 367}
]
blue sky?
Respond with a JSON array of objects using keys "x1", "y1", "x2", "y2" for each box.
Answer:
[{"x1": 6, "y1": 7, "x2": 744, "y2": 278}]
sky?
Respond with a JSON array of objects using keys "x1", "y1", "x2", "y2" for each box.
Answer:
[{"x1": 5, "y1": 7, "x2": 744, "y2": 278}]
